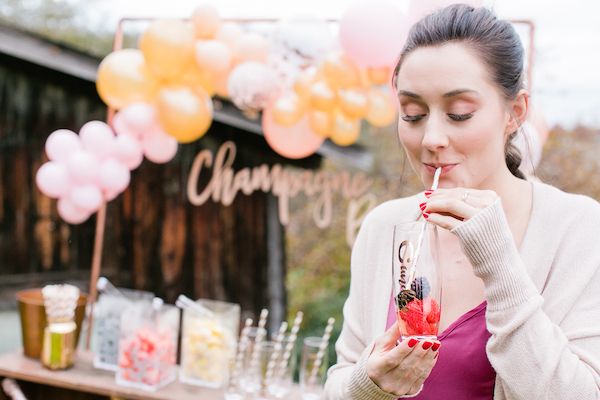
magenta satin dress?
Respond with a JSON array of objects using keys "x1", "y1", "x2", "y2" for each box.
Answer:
[{"x1": 385, "y1": 293, "x2": 496, "y2": 399}]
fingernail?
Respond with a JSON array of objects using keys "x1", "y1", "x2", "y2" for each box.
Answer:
[
  {"x1": 434, "y1": 353, "x2": 439, "y2": 359},
  {"x1": 424, "y1": 190, "x2": 434, "y2": 198},
  {"x1": 408, "y1": 338, "x2": 419, "y2": 348},
  {"x1": 431, "y1": 342, "x2": 440, "y2": 351},
  {"x1": 419, "y1": 202, "x2": 427, "y2": 211},
  {"x1": 423, "y1": 212, "x2": 429, "y2": 219},
  {"x1": 422, "y1": 341, "x2": 433, "y2": 350}
]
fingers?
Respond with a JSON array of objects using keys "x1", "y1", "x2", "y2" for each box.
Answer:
[{"x1": 373, "y1": 321, "x2": 401, "y2": 352}]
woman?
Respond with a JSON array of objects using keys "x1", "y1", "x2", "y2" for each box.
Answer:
[{"x1": 325, "y1": 4, "x2": 600, "y2": 400}]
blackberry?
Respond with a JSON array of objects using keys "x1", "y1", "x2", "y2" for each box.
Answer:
[
  {"x1": 396, "y1": 289, "x2": 417, "y2": 311},
  {"x1": 411, "y1": 276, "x2": 431, "y2": 300}
]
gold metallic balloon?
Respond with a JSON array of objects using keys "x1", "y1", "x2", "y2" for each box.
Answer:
[
  {"x1": 308, "y1": 109, "x2": 333, "y2": 138},
  {"x1": 323, "y1": 52, "x2": 360, "y2": 89},
  {"x1": 168, "y1": 64, "x2": 216, "y2": 97},
  {"x1": 156, "y1": 86, "x2": 213, "y2": 143},
  {"x1": 96, "y1": 49, "x2": 159, "y2": 110},
  {"x1": 331, "y1": 109, "x2": 361, "y2": 146},
  {"x1": 338, "y1": 88, "x2": 369, "y2": 119},
  {"x1": 309, "y1": 80, "x2": 337, "y2": 112},
  {"x1": 366, "y1": 88, "x2": 397, "y2": 128},
  {"x1": 272, "y1": 92, "x2": 306, "y2": 127}
]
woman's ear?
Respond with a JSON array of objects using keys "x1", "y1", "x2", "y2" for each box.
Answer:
[{"x1": 505, "y1": 89, "x2": 529, "y2": 135}]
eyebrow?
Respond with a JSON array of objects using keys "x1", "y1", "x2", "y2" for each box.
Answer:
[{"x1": 397, "y1": 89, "x2": 480, "y2": 99}]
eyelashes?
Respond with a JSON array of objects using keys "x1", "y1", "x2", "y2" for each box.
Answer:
[{"x1": 401, "y1": 113, "x2": 474, "y2": 123}]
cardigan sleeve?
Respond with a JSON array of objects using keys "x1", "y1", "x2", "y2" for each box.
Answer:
[{"x1": 451, "y1": 199, "x2": 600, "y2": 399}]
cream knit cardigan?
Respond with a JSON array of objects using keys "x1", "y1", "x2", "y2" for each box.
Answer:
[{"x1": 325, "y1": 180, "x2": 600, "y2": 400}]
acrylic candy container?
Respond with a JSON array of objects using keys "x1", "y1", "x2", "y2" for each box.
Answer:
[
  {"x1": 179, "y1": 299, "x2": 240, "y2": 388},
  {"x1": 116, "y1": 299, "x2": 178, "y2": 391}
]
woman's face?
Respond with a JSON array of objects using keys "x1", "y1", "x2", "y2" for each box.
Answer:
[{"x1": 395, "y1": 42, "x2": 513, "y2": 189}]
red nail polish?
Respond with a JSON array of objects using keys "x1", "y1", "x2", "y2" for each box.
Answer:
[
  {"x1": 408, "y1": 338, "x2": 419, "y2": 348},
  {"x1": 424, "y1": 190, "x2": 434, "y2": 198},
  {"x1": 422, "y1": 341, "x2": 433, "y2": 350},
  {"x1": 431, "y1": 342, "x2": 440, "y2": 351},
  {"x1": 423, "y1": 212, "x2": 429, "y2": 219},
  {"x1": 419, "y1": 202, "x2": 427, "y2": 210}
]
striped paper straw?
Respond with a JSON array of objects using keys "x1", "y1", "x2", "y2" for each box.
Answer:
[
  {"x1": 308, "y1": 317, "x2": 335, "y2": 385},
  {"x1": 229, "y1": 318, "x2": 253, "y2": 389},
  {"x1": 248, "y1": 309, "x2": 269, "y2": 377},
  {"x1": 276, "y1": 311, "x2": 303, "y2": 379},
  {"x1": 265, "y1": 321, "x2": 288, "y2": 384}
]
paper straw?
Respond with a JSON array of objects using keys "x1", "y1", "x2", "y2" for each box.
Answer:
[
  {"x1": 265, "y1": 321, "x2": 288, "y2": 384},
  {"x1": 229, "y1": 318, "x2": 253, "y2": 388},
  {"x1": 308, "y1": 317, "x2": 335, "y2": 385},
  {"x1": 405, "y1": 167, "x2": 442, "y2": 290},
  {"x1": 248, "y1": 309, "x2": 269, "y2": 375},
  {"x1": 276, "y1": 311, "x2": 303, "y2": 379},
  {"x1": 175, "y1": 294, "x2": 215, "y2": 318}
]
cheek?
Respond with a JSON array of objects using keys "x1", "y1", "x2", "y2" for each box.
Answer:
[{"x1": 397, "y1": 126, "x2": 421, "y2": 157}]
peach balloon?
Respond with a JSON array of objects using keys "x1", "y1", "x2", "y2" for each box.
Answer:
[
  {"x1": 331, "y1": 110, "x2": 361, "y2": 146},
  {"x1": 338, "y1": 88, "x2": 369, "y2": 119},
  {"x1": 272, "y1": 92, "x2": 306, "y2": 127},
  {"x1": 294, "y1": 67, "x2": 320, "y2": 102},
  {"x1": 309, "y1": 80, "x2": 337, "y2": 112},
  {"x1": 195, "y1": 40, "x2": 232, "y2": 75},
  {"x1": 156, "y1": 86, "x2": 213, "y2": 143},
  {"x1": 368, "y1": 66, "x2": 392, "y2": 85},
  {"x1": 308, "y1": 109, "x2": 333, "y2": 138},
  {"x1": 262, "y1": 105, "x2": 325, "y2": 159},
  {"x1": 96, "y1": 49, "x2": 159, "y2": 110},
  {"x1": 139, "y1": 19, "x2": 195, "y2": 80},
  {"x1": 323, "y1": 53, "x2": 360, "y2": 89},
  {"x1": 366, "y1": 88, "x2": 397, "y2": 127},
  {"x1": 234, "y1": 32, "x2": 269, "y2": 64},
  {"x1": 191, "y1": 4, "x2": 221, "y2": 39},
  {"x1": 215, "y1": 23, "x2": 243, "y2": 50},
  {"x1": 171, "y1": 64, "x2": 216, "y2": 97}
]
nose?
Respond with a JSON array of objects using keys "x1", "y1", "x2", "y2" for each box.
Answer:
[{"x1": 421, "y1": 113, "x2": 449, "y2": 151}]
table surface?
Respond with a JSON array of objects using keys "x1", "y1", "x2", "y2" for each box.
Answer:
[{"x1": 0, "y1": 350, "x2": 302, "y2": 400}]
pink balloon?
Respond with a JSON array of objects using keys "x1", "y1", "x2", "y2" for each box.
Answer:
[
  {"x1": 114, "y1": 134, "x2": 144, "y2": 170},
  {"x1": 66, "y1": 151, "x2": 100, "y2": 185},
  {"x1": 142, "y1": 129, "x2": 178, "y2": 164},
  {"x1": 57, "y1": 197, "x2": 91, "y2": 224},
  {"x1": 36, "y1": 161, "x2": 71, "y2": 198},
  {"x1": 339, "y1": 1, "x2": 410, "y2": 68},
  {"x1": 69, "y1": 184, "x2": 103, "y2": 212},
  {"x1": 45, "y1": 129, "x2": 82, "y2": 162},
  {"x1": 79, "y1": 121, "x2": 115, "y2": 159},
  {"x1": 98, "y1": 158, "x2": 130, "y2": 193},
  {"x1": 103, "y1": 188, "x2": 121, "y2": 202},
  {"x1": 112, "y1": 103, "x2": 157, "y2": 139},
  {"x1": 262, "y1": 104, "x2": 325, "y2": 159}
]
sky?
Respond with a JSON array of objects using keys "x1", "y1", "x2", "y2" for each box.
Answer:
[{"x1": 80, "y1": 0, "x2": 600, "y2": 129}]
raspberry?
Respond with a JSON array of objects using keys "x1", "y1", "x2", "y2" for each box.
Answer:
[
  {"x1": 398, "y1": 299, "x2": 428, "y2": 334},
  {"x1": 425, "y1": 297, "x2": 440, "y2": 324},
  {"x1": 411, "y1": 276, "x2": 431, "y2": 300}
]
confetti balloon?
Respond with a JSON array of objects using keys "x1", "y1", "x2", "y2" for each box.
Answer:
[{"x1": 227, "y1": 62, "x2": 279, "y2": 112}]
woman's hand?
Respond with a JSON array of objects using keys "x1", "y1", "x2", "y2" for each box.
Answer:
[
  {"x1": 366, "y1": 321, "x2": 441, "y2": 396},
  {"x1": 420, "y1": 188, "x2": 499, "y2": 230}
]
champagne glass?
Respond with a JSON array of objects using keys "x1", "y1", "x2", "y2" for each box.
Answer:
[{"x1": 392, "y1": 221, "x2": 442, "y2": 340}]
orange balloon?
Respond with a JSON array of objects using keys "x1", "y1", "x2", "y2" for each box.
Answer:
[
  {"x1": 156, "y1": 86, "x2": 213, "y2": 143},
  {"x1": 309, "y1": 80, "x2": 337, "y2": 112},
  {"x1": 366, "y1": 88, "x2": 397, "y2": 127},
  {"x1": 169, "y1": 64, "x2": 216, "y2": 97},
  {"x1": 338, "y1": 88, "x2": 368, "y2": 119},
  {"x1": 272, "y1": 92, "x2": 306, "y2": 127},
  {"x1": 139, "y1": 19, "x2": 195, "y2": 80},
  {"x1": 195, "y1": 40, "x2": 232, "y2": 76},
  {"x1": 294, "y1": 67, "x2": 320, "y2": 102},
  {"x1": 308, "y1": 110, "x2": 333, "y2": 138},
  {"x1": 96, "y1": 49, "x2": 159, "y2": 109},
  {"x1": 323, "y1": 53, "x2": 360, "y2": 89},
  {"x1": 191, "y1": 4, "x2": 221, "y2": 39},
  {"x1": 368, "y1": 66, "x2": 392, "y2": 85},
  {"x1": 331, "y1": 109, "x2": 361, "y2": 146},
  {"x1": 234, "y1": 32, "x2": 269, "y2": 64}
]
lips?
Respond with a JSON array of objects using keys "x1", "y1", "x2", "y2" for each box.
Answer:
[{"x1": 423, "y1": 163, "x2": 458, "y2": 175}]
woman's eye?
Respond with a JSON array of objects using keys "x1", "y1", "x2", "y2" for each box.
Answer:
[
  {"x1": 401, "y1": 114, "x2": 426, "y2": 123},
  {"x1": 448, "y1": 113, "x2": 473, "y2": 121}
]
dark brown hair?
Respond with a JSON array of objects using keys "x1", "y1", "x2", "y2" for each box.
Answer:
[{"x1": 392, "y1": 4, "x2": 526, "y2": 179}]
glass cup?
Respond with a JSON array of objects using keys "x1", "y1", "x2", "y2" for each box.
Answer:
[
  {"x1": 235, "y1": 327, "x2": 269, "y2": 397},
  {"x1": 299, "y1": 337, "x2": 329, "y2": 400},
  {"x1": 392, "y1": 221, "x2": 442, "y2": 340},
  {"x1": 266, "y1": 334, "x2": 297, "y2": 399}
]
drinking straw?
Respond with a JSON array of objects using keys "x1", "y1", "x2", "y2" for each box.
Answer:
[
  {"x1": 308, "y1": 317, "x2": 335, "y2": 385},
  {"x1": 229, "y1": 318, "x2": 253, "y2": 389},
  {"x1": 175, "y1": 294, "x2": 215, "y2": 318},
  {"x1": 265, "y1": 321, "x2": 289, "y2": 384},
  {"x1": 248, "y1": 309, "x2": 269, "y2": 376},
  {"x1": 405, "y1": 167, "x2": 442, "y2": 290},
  {"x1": 96, "y1": 277, "x2": 125, "y2": 298},
  {"x1": 276, "y1": 311, "x2": 304, "y2": 379}
]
